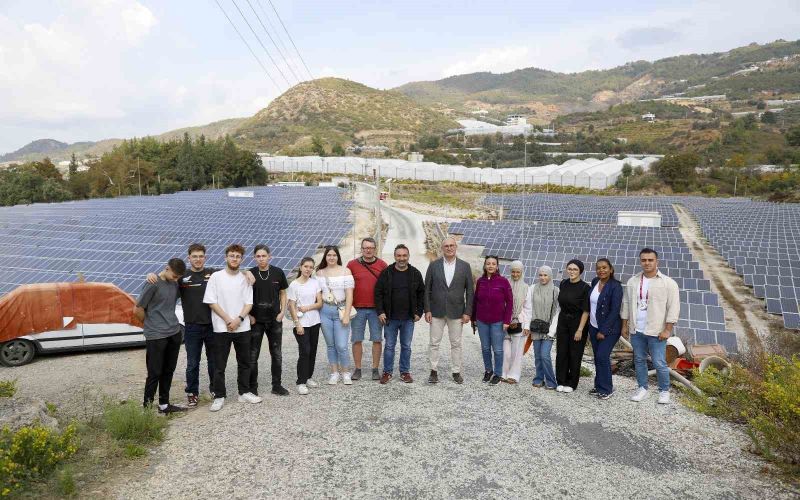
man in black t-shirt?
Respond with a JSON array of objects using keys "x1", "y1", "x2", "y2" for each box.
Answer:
[{"x1": 248, "y1": 244, "x2": 289, "y2": 396}]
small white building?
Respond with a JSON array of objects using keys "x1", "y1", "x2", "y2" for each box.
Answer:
[{"x1": 641, "y1": 113, "x2": 656, "y2": 122}]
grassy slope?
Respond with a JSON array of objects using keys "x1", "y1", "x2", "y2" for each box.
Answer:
[{"x1": 232, "y1": 77, "x2": 459, "y2": 152}]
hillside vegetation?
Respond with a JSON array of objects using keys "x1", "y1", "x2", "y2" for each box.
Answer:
[
  {"x1": 396, "y1": 40, "x2": 800, "y2": 119},
  {"x1": 232, "y1": 77, "x2": 459, "y2": 153}
]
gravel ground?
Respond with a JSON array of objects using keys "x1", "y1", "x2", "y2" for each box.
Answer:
[{"x1": 87, "y1": 322, "x2": 792, "y2": 499}]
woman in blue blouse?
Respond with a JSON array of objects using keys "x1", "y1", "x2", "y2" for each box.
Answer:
[{"x1": 588, "y1": 258, "x2": 623, "y2": 400}]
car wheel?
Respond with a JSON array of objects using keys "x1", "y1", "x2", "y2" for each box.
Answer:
[{"x1": 0, "y1": 339, "x2": 36, "y2": 367}]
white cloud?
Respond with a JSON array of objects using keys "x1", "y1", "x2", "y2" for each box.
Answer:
[
  {"x1": 442, "y1": 46, "x2": 531, "y2": 76},
  {"x1": 120, "y1": 1, "x2": 157, "y2": 43}
]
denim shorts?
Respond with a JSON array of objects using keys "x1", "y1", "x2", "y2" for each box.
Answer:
[{"x1": 350, "y1": 307, "x2": 383, "y2": 342}]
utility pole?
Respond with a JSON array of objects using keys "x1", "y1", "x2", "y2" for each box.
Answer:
[
  {"x1": 374, "y1": 163, "x2": 382, "y2": 253},
  {"x1": 137, "y1": 157, "x2": 142, "y2": 196},
  {"x1": 733, "y1": 175, "x2": 738, "y2": 197}
]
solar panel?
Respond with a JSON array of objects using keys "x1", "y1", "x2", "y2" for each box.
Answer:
[{"x1": 0, "y1": 186, "x2": 353, "y2": 297}]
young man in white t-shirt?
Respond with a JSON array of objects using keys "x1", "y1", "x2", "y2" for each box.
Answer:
[
  {"x1": 203, "y1": 244, "x2": 261, "y2": 412},
  {"x1": 621, "y1": 247, "x2": 680, "y2": 405}
]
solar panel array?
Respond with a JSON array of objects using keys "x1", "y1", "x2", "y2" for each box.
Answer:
[
  {"x1": 683, "y1": 197, "x2": 800, "y2": 330},
  {"x1": 0, "y1": 187, "x2": 353, "y2": 297},
  {"x1": 449, "y1": 195, "x2": 738, "y2": 352},
  {"x1": 483, "y1": 194, "x2": 680, "y2": 227}
]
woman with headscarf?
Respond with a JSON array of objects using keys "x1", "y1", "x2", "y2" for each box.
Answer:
[
  {"x1": 501, "y1": 260, "x2": 528, "y2": 384},
  {"x1": 520, "y1": 265, "x2": 559, "y2": 389},
  {"x1": 554, "y1": 259, "x2": 591, "y2": 393}
]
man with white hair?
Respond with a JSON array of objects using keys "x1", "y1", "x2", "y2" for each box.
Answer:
[{"x1": 424, "y1": 237, "x2": 474, "y2": 384}]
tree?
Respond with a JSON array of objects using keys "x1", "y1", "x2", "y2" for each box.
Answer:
[
  {"x1": 761, "y1": 111, "x2": 777, "y2": 124},
  {"x1": 621, "y1": 163, "x2": 633, "y2": 178},
  {"x1": 653, "y1": 153, "x2": 699, "y2": 192},
  {"x1": 756, "y1": 101, "x2": 766, "y2": 110},
  {"x1": 786, "y1": 125, "x2": 800, "y2": 147},
  {"x1": 511, "y1": 134, "x2": 525, "y2": 152},
  {"x1": 311, "y1": 136, "x2": 325, "y2": 156},
  {"x1": 68, "y1": 153, "x2": 79, "y2": 176},
  {"x1": 331, "y1": 143, "x2": 345, "y2": 156}
]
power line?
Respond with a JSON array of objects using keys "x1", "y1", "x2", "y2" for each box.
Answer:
[
  {"x1": 248, "y1": 0, "x2": 303, "y2": 83},
  {"x1": 266, "y1": 0, "x2": 315, "y2": 81},
  {"x1": 230, "y1": 0, "x2": 293, "y2": 88},
  {"x1": 255, "y1": 0, "x2": 302, "y2": 81},
  {"x1": 213, "y1": 0, "x2": 282, "y2": 92}
]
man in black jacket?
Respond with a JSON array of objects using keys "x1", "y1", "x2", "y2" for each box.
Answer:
[{"x1": 374, "y1": 244, "x2": 425, "y2": 384}]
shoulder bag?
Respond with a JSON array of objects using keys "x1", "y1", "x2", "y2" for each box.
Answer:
[
  {"x1": 529, "y1": 289, "x2": 556, "y2": 334},
  {"x1": 326, "y1": 276, "x2": 357, "y2": 322}
]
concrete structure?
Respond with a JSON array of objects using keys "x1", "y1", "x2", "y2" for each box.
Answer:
[{"x1": 618, "y1": 211, "x2": 662, "y2": 227}]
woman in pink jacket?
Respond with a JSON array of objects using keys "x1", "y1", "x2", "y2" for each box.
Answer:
[{"x1": 471, "y1": 255, "x2": 513, "y2": 386}]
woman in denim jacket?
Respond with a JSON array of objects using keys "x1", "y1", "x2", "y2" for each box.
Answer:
[{"x1": 588, "y1": 258, "x2": 623, "y2": 399}]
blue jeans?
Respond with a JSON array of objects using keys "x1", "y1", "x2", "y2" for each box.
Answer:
[
  {"x1": 183, "y1": 323, "x2": 215, "y2": 395},
  {"x1": 383, "y1": 319, "x2": 414, "y2": 374},
  {"x1": 476, "y1": 321, "x2": 504, "y2": 375},
  {"x1": 320, "y1": 303, "x2": 351, "y2": 369},
  {"x1": 350, "y1": 307, "x2": 383, "y2": 342},
  {"x1": 589, "y1": 325, "x2": 620, "y2": 395},
  {"x1": 532, "y1": 338, "x2": 556, "y2": 388},
  {"x1": 631, "y1": 331, "x2": 670, "y2": 391}
]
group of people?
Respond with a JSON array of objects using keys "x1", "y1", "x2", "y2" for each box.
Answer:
[{"x1": 134, "y1": 236, "x2": 680, "y2": 414}]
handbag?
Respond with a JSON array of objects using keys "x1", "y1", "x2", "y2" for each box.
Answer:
[
  {"x1": 326, "y1": 276, "x2": 357, "y2": 322},
  {"x1": 507, "y1": 322, "x2": 523, "y2": 334},
  {"x1": 529, "y1": 289, "x2": 556, "y2": 334}
]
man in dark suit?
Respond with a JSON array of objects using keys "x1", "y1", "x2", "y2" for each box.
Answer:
[{"x1": 424, "y1": 237, "x2": 474, "y2": 384}]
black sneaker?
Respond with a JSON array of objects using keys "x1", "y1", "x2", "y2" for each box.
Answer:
[
  {"x1": 482, "y1": 371, "x2": 492, "y2": 383},
  {"x1": 589, "y1": 388, "x2": 598, "y2": 395},
  {"x1": 452, "y1": 373, "x2": 464, "y2": 384},
  {"x1": 271, "y1": 385, "x2": 290, "y2": 396},
  {"x1": 427, "y1": 370, "x2": 439, "y2": 384},
  {"x1": 597, "y1": 391, "x2": 614, "y2": 400},
  {"x1": 489, "y1": 375, "x2": 502, "y2": 386},
  {"x1": 352, "y1": 368, "x2": 362, "y2": 381},
  {"x1": 372, "y1": 368, "x2": 381, "y2": 380},
  {"x1": 158, "y1": 404, "x2": 188, "y2": 414}
]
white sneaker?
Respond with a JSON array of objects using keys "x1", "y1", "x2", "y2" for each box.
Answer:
[
  {"x1": 297, "y1": 384, "x2": 309, "y2": 395},
  {"x1": 630, "y1": 387, "x2": 649, "y2": 402},
  {"x1": 658, "y1": 391, "x2": 670, "y2": 404},
  {"x1": 561, "y1": 386, "x2": 574, "y2": 393},
  {"x1": 327, "y1": 373, "x2": 340, "y2": 385},
  {"x1": 556, "y1": 385, "x2": 564, "y2": 392},
  {"x1": 342, "y1": 372, "x2": 353, "y2": 385},
  {"x1": 238, "y1": 392, "x2": 263, "y2": 404},
  {"x1": 209, "y1": 397, "x2": 225, "y2": 412},
  {"x1": 305, "y1": 379, "x2": 319, "y2": 388}
]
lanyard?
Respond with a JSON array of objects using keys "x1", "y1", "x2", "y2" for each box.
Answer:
[{"x1": 639, "y1": 277, "x2": 649, "y2": 302}]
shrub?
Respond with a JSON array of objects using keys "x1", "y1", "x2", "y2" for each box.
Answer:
[
  {"x1": 102, "y1": 402, "x2": 166, "y2": 445},
  {"x1": 685, "y1": 354, "x2": 800, "y2": 475},
  {"x1": 0, "y1": 423, "x2": 79, "y2": 496},
  {"x1": 57, "y1": 466, "x2": 77, "y2": 497},
  {"x1": 0, "y1": 380, "x2": 16, "y2": 398}
]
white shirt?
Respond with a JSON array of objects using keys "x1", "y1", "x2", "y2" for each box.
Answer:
[
  {"x1": 443, "y1": 257, "x2": 457, "y2": 287},
  {"x1": 319, "y1": 273, "x2": 355, "y2": 303},
  {"x1": 635, "y1": 276, "x2": 651, "y2": 333},
  {"x1": 287, "y1": 278, "x2": 322, "y2": 328},
  {"x1": 589, "y1": 284, "x2": 601, "y2": 329},
  {"x1": 203, "y1": 270, "x2": 253, "y2": 333}
]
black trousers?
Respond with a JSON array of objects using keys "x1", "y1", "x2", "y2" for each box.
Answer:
[
  {"x1": 250, "y1": 318, "x2": 283, "y2": 393},
  {"x1": 212, "y1": 330, "x2": 252, "y2": 398},
  {"x1": 144, "y1": 331, "x2": 182, "y2": 405},
  {"x1": 294, "y1": 324, "x2": 320, "y2": 385},
  {"x1": 555, "y1": 313, "x2": 588, "y2": 390}
]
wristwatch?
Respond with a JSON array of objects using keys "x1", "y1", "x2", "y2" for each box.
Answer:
[{"x1": 238, "y1": 315, "x2": 245, "y2": 321}]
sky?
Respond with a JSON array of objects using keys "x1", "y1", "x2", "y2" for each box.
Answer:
[{"x1": 1, "y1": 0, "x2": 799, "y2": 154}]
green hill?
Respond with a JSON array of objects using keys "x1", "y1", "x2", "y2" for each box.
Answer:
[
  {"x1": 395, "y1": 39, "x2": 800, "y2": 120},
  {"x1": 231, "y1": 77, "x2": 459, "y2": 153}
]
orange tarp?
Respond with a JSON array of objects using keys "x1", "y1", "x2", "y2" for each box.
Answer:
[{"x1": 0, "y1": 282, "x2": 143, "y2": 343}]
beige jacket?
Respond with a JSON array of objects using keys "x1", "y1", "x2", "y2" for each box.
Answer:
[{"x1": 620, "y1": 271, "x2": 680, "y2": 337}]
